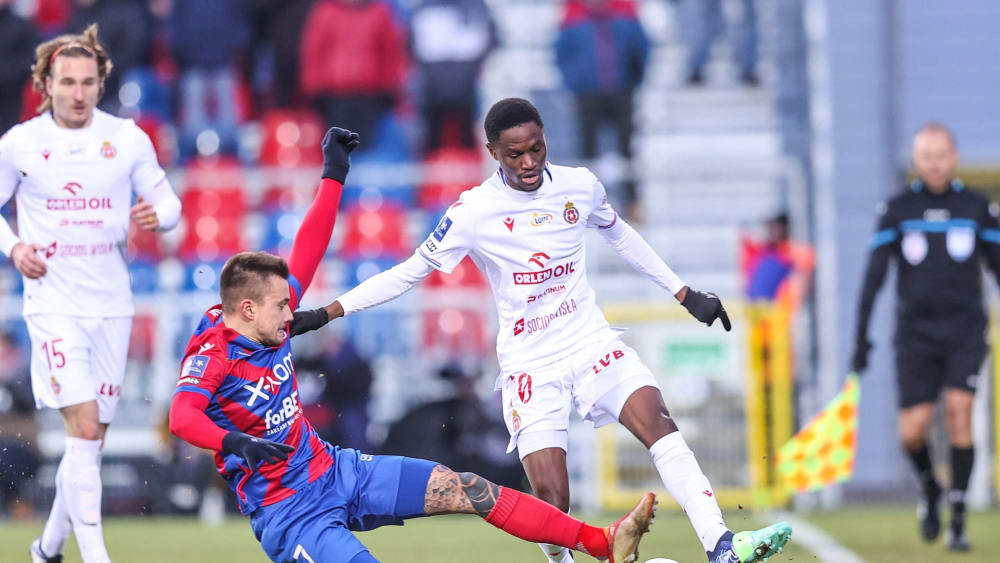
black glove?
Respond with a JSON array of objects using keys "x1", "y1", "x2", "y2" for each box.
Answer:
[
  {"x1": 288, "y1": 307, "x2": 331, "y2": 338},
  {"x1": 851, "y1": 339, "x2": 872, "y2": 374},
  {"x1": 221, "y1": 431, "x2": 295, "y2": 468},
  {"x1": 321, "y1": 127, "x2": 361, "y2": 183},
  {"x1": 681, "y1": 288, "x2": 732, "y2": 331}
]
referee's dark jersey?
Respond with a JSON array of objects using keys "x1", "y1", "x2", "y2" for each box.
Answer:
[{"x1": 856, "y1": 180, "x2": 1000, "y2": 405}]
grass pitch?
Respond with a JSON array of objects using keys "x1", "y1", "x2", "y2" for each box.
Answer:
[
  {"x1": 5, "y1": 506, "x2": 998, "y2": 562},
  {"x1": 0, "y1": 510, "x2": 803, "y2": 562}
]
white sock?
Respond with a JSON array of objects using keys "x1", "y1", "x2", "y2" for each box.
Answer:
[
  {"x1": 61, "y1": 437, "x2": 111, "y2": 563},
  {"x1": 39, "y1": 456, "x2": 73, "y2": 557},
  {"x1": 538, "y1": 543, "x2": 574, "y2": 562},
  {"x1": 650, "y1": 432, "x2": 728, "y2": 552}
]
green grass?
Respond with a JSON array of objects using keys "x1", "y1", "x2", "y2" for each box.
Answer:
[
  {"x1": 802, "y1": 505, "x2": 1000, "y2": 563},
  {"x1": 0, "y1": 510, "x2": 806, "y2": 562}
]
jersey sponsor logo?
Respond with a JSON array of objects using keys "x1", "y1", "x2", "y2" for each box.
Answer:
[
  {"x1": 432, "y1": 216, "x2": 453, "y2": 242},
  {"x1": 504, "y1": 217, "x2": 515, "y2": 232},
  {"x1": 590, "y1": 349, "x2": 625, "y2": 375},
  {"x1": 207, "y1": 308, "x2": 222, "y2": 318},
  {"x1": 46, "y1": 197, "x2": 113, "y2": 211},
  {"x1": 182, "y1": 354, "x2": 210, "y2": 378},
  {"x1": 513, "y1": 261, "x2": 575, "y2": 285},
  {"x1": 51, "y1": 242, "x2": 116, "y2": 257},
  {"x1": 517, "y1": 373, "x2": 532, "y2": 403},
  {"x1": 516, "y1": 298, "x2": 578, "y2": 336},
  {"x1": 242, "y1": 352, "x2": 294, "y2": 407},
  {"x1": 528, "y1": 252, "x2": 549, "y2": 268},
  {"x1": 199, "y1": 342, "x2": 215, "y2": 353},
  {"x1": 67, "y1": 143, "x2": 85, "y2": 156},
  {"x1": 44, "y1": 241, "x2": 57, "y2": 258},
  {"x1": 526, "y1": 284, "x2": 566, "y2": 304},
  {"x1": 423, "y1": 239, "x2": 437, "y2": 253},
  {"x1": 513, "y1": 318, "x2": 524, "y2": 336},
  {"x1": 563, "y1": 202, "x2": 579, "y2": 224},
  {"x1": 63, "y1": 182, "x2": 82, "y2": 196},
  {"x1": 530, "y1": 212, "x2": 553, "y2": 227},
  {"x1": 41, "y1": 149, "x2": 51, "y2": 161},
  {"x1": 360, "y1": 454, "x2": 374, "y2": 462},
  {"x1": 58, "y1": 218, "x2": 104, "y2": 228},
  {"x1": 923, "y1": 208, "x2": 950, "y2": 222},
  {"x1": 264, "y1": 390, "x2": 301, "y2": 435},
  {"x1": 177, "y1": 376, "x2": 201, "y2": 386},
  {"x1": 101, "y1": 141, "x2": 117, "y2": 159}
]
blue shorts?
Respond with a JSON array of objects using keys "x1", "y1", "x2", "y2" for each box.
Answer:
[{"x1": 250, "y1": 448, "x2": 437, "y2": 563}]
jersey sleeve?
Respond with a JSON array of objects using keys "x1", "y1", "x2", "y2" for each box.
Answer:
[
  {"x1": 0, "y1": 129, "x2": 22, "y2": 256},
  {"x1": 855, "y1": 200, "x2": 897, "y2": 344},
  {"x1": 129, "y1": 124, "x2": 182, "y2": 230},
  {"x1": 416, "y1": 201, "x2": 475, "y2": 274},
  {"x1": 584, "y1": 172, "x2": 618, "y2": 229},
  {"x1": 174, "y1": 351, "x2": 227, "y2": 400},
  {"x1": 978, "y1": 198, "x2": 1000, "y2": 278}
]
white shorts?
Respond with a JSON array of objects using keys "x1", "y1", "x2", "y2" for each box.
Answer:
[
  {"x1": 499, "y1": 336, "x2": 659, "y2": 459},
  {"x1": 25, "y1": 315, "x2": 133, "y2": 423}
]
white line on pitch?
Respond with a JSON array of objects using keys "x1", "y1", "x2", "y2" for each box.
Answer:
[{"x1": 765, "y1": 510, "x2": 866, "y2": 563}]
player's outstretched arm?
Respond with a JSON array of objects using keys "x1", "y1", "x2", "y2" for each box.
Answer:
[
  {"x1": 421, "y1": 465, "x2": 656, "y2": 561},
  {"x1": 327, "y1": 252, "x2": 436, "y2": 319},
  {"x1": 596, "y1": 215, "x2": 731, "y2": 331},
  {"x1": 286, "y1": 127, "x2": 360, "y2": 308}
]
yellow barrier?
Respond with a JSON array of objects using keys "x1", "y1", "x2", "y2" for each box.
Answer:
[{"x1": 598, "y1": 301, "x2": 794, "y2": 511}]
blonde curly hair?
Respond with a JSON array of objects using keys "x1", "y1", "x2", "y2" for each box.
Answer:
[{"x1": 31, "y1": 24, "x2": 113, "y2": 113}]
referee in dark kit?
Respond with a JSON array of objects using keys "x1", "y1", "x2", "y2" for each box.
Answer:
[{"x1": 852, "y1": 122, "x2": 1000, "y2": 552}]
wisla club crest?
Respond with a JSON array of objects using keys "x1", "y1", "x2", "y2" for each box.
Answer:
[
  {"x1": 100, "y1": 141, "x2": 117, "y2": 159},
  {"x1": 563, "y1": 202, "x2": 579, "y2": 224}
]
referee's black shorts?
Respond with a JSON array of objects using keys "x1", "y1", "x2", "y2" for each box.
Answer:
[{"x1": 895, "y1": 330, "x2": 986, "y2": 409}]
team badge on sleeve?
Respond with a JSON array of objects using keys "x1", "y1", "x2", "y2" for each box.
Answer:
[
  {"x1": 433, "y1": 216, "x2": 453, "y2": 241},
  {"x1": 563, "y1": 202, "x2": 579, "y2": 224},
  {"x1": 181, "y1": 354, "x2": 210, "y2": 379}
]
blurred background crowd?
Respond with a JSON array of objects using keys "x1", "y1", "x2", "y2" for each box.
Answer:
[{"x1": 0, "y1": 0, "x2": 998, "y2": 529}]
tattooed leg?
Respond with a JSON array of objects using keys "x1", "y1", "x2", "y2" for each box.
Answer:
[{"x1": 423, "y1": 465, "x2": 500, "y2": 516}]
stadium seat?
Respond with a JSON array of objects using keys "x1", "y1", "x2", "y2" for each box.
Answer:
[
  {"x1": 258, "y1": 109, "x2": 325, "y2": 167},
  {"x1": 178, "y1": 156, "x2": 247, "y2": 263},
  {"x1": 118, "y1": 67, "x2": 172, "y2": 122},
  {"x1": 420, "y1": 307, "x2": 490, "y2": 360},
  {"x1": 417, "y1": 147, "x2": 483, "y2": 211},
  {"x1": 425, "y1": 257, "x2": 485, "y2": 289},
  {"x1": 338, "y1": 204, "x2": 410, "y2": 261},
  {"x1": 342, "y1": 114, "x2": 416, "y2": 207}
]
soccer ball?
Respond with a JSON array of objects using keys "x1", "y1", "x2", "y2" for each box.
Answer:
[{"x1": 643, "y1": 559, "x2": 680, "y2": 563}]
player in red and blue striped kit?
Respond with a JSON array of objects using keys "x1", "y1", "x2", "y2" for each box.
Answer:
[{"x1": 168, "y1": 127, "x2": 658, "y2": 563}]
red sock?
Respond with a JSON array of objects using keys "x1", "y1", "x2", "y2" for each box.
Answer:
[{"x1": 484, "y1": 487, "x2": 609, "y2": 558}]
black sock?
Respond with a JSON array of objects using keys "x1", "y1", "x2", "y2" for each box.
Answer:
[
  {"x1": 906, "y1": 444, "x2": 940, "y2": 499},
  {"x1": 950, "y1": 446, "x2": 974, "y2": 530}
]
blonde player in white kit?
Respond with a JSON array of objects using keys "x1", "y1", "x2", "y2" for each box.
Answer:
[
  {"x1": 325, "y1": 98, "x2": 792, "y2": 563},
  {"x1": 0, "y1": 25, "x2": 181, "y2": 563}
]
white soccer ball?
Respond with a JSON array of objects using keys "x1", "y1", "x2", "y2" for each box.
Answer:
[{"x1": 643, "y1": 559, "x2": 680, "y2": 563}]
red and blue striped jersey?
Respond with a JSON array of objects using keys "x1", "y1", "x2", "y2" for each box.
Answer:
[{"x1": 173, "y1": 276, "x2": 335, "y2": 515}]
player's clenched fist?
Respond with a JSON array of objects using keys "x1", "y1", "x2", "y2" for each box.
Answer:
[
  {"x1": 681, "y1": 288, "x2": 732, "y2": 331},
  {"x1": 10, "y1": 242, "x2": 48, "y2": 279},
  {"x1": 321, "y1": 127, "x2": 361, "y2": 184},
  {"x1": 130, "y1": 196, "x2": 160, "y2": 231},
  {"x1": 222, "y1": 431, "x2": 295, "y2": 468}
]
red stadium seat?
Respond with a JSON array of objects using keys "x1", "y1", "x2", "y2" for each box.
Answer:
[
  {"x1": 417, "y1": 147, "x2": 483, "y2": 210},
  {"x1": 20, "y1": 78, "x2": 40, "y2": 122},
  {"x1": 420, "y1": 307, "x2": 490, "y2": 360},
  {"x1": 338, "y1": 203, "x2": 409, "y2": 260},
  {"x1": 425, "y1": 257, "x2": 485, "y2": 288},
  {"x1": 258, "y1": 109, "x2": 325, "y2": 167},
  {"x1": 178, "y1": 156, "x2": 246, "y2": 261},
  {"x1": 135, "y1": 116, "x2": 177, "y2": 168}
]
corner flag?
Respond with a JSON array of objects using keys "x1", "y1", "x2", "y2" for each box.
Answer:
[{"x1": 775, "y1": 373, "x2": 860, "y2": 493}]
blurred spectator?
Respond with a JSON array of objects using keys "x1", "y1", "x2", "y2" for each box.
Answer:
[
  {"x1": 378, "y1": 364, "x2": 524, "y2": 490},
  {"x1": 409, "y1": 0, "x2": 496, "y2": 153},
  {"x1": 69, "y1": 0, "x2": 152, "y2": 115},
  {"x1": 295, "y1": 334, "x2": 373, "y2": 451},
  {"x1": 300, "y1": 0, "x2": 407, "y2": 146},
  {"x1": 740, "y1": 212, "x2": 814, "y2": 314},
  {"x1": 256, "y1": 0, "x2": 313, "y2": 108},
  {"x1": 170, "y1": 0, "x2": 251, "y2": 158},
  {"x1": 0, "y1": 330, "x2": 40, "y2": 520},
  {"x1": 555, "y1": 0, "x2": 648, "y2": 221},
  {"x1": 0, "y1": 0, "x2": 37, "y2": 133},
  {"x1": 684, "y1": 0, "x2": 758, "y2": 85}
]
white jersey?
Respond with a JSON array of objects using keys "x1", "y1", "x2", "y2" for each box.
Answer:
[
  {"x1": 0, "y1": 110, "x2": 179, "y2": 317},
  {"x1": 417, "y1": 164, "x2": 619, "y2": 372}
]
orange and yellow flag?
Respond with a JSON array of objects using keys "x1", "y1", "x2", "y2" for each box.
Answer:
[{"x1": 775, "y1": 374, "x2": 860, "y2": 493}]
